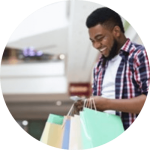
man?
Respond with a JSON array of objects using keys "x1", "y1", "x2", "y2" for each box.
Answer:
[{"x1": 75, "y1": 7, "x2": 150, "y2": 130}]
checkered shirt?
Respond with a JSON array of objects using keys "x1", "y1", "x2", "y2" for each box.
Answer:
[{"x1": 92, "y1": 39, "x2": 150, "y2": 130}]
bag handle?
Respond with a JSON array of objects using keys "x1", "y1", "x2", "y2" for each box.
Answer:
[
  {"x1": 90, "y1": 97, "x2": 97, "y2": 111},
  {"x1": 62, "y1": 97, "x2": 97, "y2": 128},
  {"x1": 61, "y1": 102, "x2": 75, "y2": 128},
  {"x1": 67, "y1": 103, "x2": 75, "y2": 116},
  {"x1": 83, "y1": 97, "x2": 97, "y2": 111}
]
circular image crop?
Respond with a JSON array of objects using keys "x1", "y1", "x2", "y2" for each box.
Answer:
[{"x1": 1, "y1": 0, "x2": 149, "y2": 149}]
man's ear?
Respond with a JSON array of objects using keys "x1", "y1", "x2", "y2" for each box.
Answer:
[{"x1": 112, "y1": 26, "x2": 121, "y2": 37}]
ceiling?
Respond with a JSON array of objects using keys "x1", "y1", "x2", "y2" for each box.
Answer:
[{"x1": 6, "y1": 1, "x2": 100, "y2": 83}]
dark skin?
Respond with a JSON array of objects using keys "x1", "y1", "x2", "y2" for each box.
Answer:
[{"x1": 75, "y1": 24, "x2": 147, "y2": 114}]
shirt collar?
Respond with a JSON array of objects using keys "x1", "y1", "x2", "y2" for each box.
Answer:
[{"x1": 120, "y1": 38, "x2": 132, "y2": 54}]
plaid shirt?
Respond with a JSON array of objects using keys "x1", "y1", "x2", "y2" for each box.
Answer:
[{"x1": 92, "y1": 39, "x2": 150, "y2": 130}]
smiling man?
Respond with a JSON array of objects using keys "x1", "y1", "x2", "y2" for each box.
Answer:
[{"x1": 75, "y1": 7, "x2": 150, "y2": 130}]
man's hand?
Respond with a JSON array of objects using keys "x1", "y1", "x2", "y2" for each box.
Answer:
[
  {"x1": 74, "y1": 96, "x2": 109, "y2": 112},
  {"x1": 74, "y1": 100, "x2": 84, "y2": 112},
  {"x1": 87, "y1": 96, "x2": 109, "y2": 111},
  {"x1": 74, "y1": 94, "x2": 146, "y2": 114}
]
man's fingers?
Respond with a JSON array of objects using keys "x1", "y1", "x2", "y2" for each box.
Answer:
[
  {"x1": 85, "y1": 100, "x2": 91, "y2": 108},
  {"x1": 74, "y1": 99, "x2": 96, "y2": 111},
  {"x1": 74, "y1": 100, "x2": 83, "y2": 106},
  {"x1": 74, "y1": 100, "x2": 84, "y2": 112},
  {"x1": 77, "y1": 106, "x2": 83, "y2": 111}
]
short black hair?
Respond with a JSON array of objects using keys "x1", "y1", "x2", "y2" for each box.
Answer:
[{"x1": 86, "y1": 7, "x2": 125, "y2": 33}]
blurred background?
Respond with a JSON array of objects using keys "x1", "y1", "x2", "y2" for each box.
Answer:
[{"x1": 0, "y1": 0, "x2": 143, "y2": 141}]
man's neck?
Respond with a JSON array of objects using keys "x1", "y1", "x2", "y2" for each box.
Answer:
[{"x1": 117, "y1": 35, "x2": 127, "y2": 51}]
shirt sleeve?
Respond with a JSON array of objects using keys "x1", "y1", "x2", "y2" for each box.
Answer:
[{"x1": 134, "y1": 49, "x2": 150, "y2": 96}]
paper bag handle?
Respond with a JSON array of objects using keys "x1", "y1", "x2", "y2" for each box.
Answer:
[
  {"x1": 61, "y1": 103, "x2": 75, "y2": 129},
  {"x1": 90, "y1": 98, "x2": 97, "y2": 111},
  {"x1": 83, "y1": 97, "x2": 97, "y2": 111},
  {"x1": 67, "y1": 103, "x2": 75, "y2": 116}
]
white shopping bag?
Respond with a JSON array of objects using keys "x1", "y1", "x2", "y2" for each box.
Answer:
[{"x1": 69, "y1": 115, "x2": 82, "y2": 150}]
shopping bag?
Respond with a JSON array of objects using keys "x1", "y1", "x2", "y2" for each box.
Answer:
[
  {"x1": 40, "y1": 114, "x2": 64, "y2": 148},
  {"x1": 69, "y1": 115, "x2": 83, "y2": 150},
  {"x1": 80, "y1": 107, "x2": 124, "y2": 149},
  {"x1": 61, "y1": 103, "x2": 77, "y2": 149},
  {"x1": 47, "y1": 114, "x2": 64, "y2": 124},
  {"x1": 62, "y1": 116, "x2": 71, "y2": 150},
  {"x1": 40, "y1": 114, "x2": 64, "y2": 142}
]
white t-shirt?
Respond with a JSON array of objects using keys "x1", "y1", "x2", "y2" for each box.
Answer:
[{"x1": 101, "y1": 54, "x2": 122, "y2": 114}]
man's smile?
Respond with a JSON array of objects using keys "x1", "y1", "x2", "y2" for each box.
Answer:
[{"x1": 99, "y1": 47, "x2": 106, "y2": 52}]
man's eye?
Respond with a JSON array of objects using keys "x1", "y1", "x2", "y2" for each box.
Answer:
[{"x1": 97, "y1": 37, "x2": 103, "y2": 41}]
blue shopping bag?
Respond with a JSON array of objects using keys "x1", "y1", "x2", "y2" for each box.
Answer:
[{"x1": 62, "y1": 117, "x2": 71, "y2": 149}]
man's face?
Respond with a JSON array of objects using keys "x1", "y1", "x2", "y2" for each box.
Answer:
[{"x1": 89, "y1": 24, "x2": 118, "y2": 58}]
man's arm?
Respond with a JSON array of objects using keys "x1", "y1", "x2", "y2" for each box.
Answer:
[
  {"x1": 108, "y1": 94, "x2": 147, "y2": 114},
  {"x1": 92, "y1": 94, "x2": 146, "y2": 114}
]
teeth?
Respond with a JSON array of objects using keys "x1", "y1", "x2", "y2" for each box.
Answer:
[{"x1": 99, "y1": 48, "x2": 106, "y2": 52}]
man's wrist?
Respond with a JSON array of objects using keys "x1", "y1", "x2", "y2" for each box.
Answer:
[
  {"x1": 105, "y1": 98, "x2": 113, "y2": 110},
  {"x1": 106, "y1": 98, "x2": 124, "y2": 112},
  {"x1": 93, "y1": 96, "x2": 115, "y2": 111}
]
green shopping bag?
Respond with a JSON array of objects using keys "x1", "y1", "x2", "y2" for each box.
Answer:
[
  {"x1": 80, "y1": 105, "x2": 124, "y2": 149},
  {"x1": 47, "y1": 114, "x2": 64, "y2": 125}
]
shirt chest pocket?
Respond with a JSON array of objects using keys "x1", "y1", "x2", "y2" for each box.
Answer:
[{"x1": 125, "y1": 61, "x2": 141, "y2": 91}]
